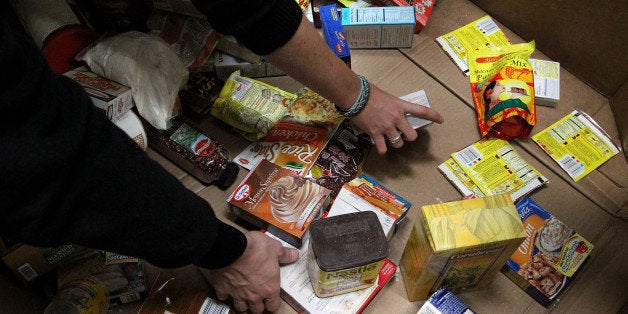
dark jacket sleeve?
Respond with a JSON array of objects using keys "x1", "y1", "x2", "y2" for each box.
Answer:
[
  {"x1": 191, "y1": 0, "x2": 303, "y2": 55},
  {"x1": 0, "y1": 25, "x2": 246, "y2": 270}
]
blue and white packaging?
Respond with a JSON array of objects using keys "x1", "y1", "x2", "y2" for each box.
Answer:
[
  {"x1": 417, "y1": 288, "x2": 476, "y2": 314},
  {"x1": 341, "y1": 6, "x2": 415, "y2": 48},
  {"x1": 320, "y1": 4, "x2": 351, "y2": 67}
]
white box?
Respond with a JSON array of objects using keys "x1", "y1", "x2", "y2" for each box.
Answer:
[
  {"x1": 341, "y1": 6, "x2": 415, "y2": 48},
  {"x1": 530, "y1": 58, "x2": 560, "y2": 107},
  {"x1": 63, "y1": 66, "x2": 134, "y2": 120}
]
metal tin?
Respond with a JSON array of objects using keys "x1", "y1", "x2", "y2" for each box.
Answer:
[{"x1": 307, "y1": 211, "x2": 388, "y2": 297}]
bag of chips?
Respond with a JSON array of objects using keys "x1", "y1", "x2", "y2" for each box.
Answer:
[{"x1": 469, "y1": 41, "x2": 536, "y2": 140}]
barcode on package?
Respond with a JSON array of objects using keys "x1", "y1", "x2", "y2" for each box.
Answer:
[
  {"x1": 17, "y1": 263, "x2": 38, "y2": 281},
  {"x1": 558, "y1": 155, "x2": 585, "y2": 179},
  {"x1": 476, "y1": 17, "x2": 499, "y2": 35},
  {"x1": 199, "y1": 298, "x2": 231, "y2": 314},
  {"x1": 455, "y1": 146, "x2": 482, "y2": 166}
]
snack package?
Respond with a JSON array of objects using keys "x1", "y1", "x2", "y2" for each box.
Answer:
[
  {"x1": 468, "y1": 41, "x2": 537, "y2": 140},
  {"x1": 211, "y1": 71, "x2": 296, "y2": 141}
]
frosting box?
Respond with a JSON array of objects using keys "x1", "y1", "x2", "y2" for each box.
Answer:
[{"x1": 227, "y1": 159, "x2": 332, "y2": 247}]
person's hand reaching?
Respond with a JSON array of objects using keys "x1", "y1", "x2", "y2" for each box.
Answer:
[
  {"x1": 351, "y1": 85, "x2": 444, "y2": 154},
  {"x1": 204, "y1": 230, "x2": 299, "y2": 313}
]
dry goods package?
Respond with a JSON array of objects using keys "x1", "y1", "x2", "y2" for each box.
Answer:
[
  {"x1": 211, "y1": 71, "x2": 296, "y2": 141},
  {"x1": 468, "y1": 41, "x2": 537, "y2": 140}
]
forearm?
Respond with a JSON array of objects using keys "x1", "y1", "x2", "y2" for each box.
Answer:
[{"x1": 262, "y1": 15, "x2": 361, "y2": 111}]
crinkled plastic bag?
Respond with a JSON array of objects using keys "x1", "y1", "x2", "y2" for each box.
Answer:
[
  {"x1": 469, "y1": 41, "x2": 536, "y2": 140},
  {"x1": 78, "y1": 31, "x2": 188, "y2": 130}
]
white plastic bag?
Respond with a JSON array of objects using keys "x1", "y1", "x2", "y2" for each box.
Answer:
[{"x1": 78, "y1": 31, "x2": 188, "y2": 130}]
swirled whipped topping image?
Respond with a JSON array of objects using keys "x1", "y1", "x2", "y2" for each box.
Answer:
[
  {"x1": 267, "y1": 175, "x2": 323, "y2": 230},
  {"x1": 539, "y1": 217, "x2": 573, "y2": 252}
]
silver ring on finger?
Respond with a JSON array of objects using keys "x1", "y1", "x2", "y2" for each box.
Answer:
[{"x1": 388, "y1": 134, "x2": 402, "y2": 144}]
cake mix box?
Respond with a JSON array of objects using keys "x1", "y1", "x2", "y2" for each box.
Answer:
[
  {"x1": 399, "y1": 194, "x2": 526, "y2": 301},
  {"x1": 63, "y1": 66, "x2": 134, "y2": 120},
  {"x1": 501, "y1": 197, "x2": 593, "y2": 307},
  {"x1": 228, "y1": 159, "x2": 332, "y2": 247},
  {"x1": 327, "y1": 174, "x2": 411, "y2": 240}
]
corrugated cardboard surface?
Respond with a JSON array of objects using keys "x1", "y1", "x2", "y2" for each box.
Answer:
[{"x1": 2, "y1": 0, "x2": 626, "y2": 313}]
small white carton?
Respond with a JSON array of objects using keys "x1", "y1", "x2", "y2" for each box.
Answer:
[
  {"x1": 64, "y1": 66, "x2": 134, "y2": 121},
  {"x1": 530, "y1": 58, "x2": 560, "y2": 107},
  {"x1": 341, "y1": 6, "x2": 415, "y2": 48}
]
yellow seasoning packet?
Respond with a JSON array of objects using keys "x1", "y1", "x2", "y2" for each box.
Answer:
[
  {"x1": 469, "y1": 41, "x2": 537, "y2": 140},
  {"x1": 211, "y1": 71, "x2": 296, "y2": 141}
]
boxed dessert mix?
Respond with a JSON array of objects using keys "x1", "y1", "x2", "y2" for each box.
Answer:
[
  {"x1": 399, "y1": 194, "x2": 526, "y2": 301},
  {"x1": 501, "y1": 197, "x2": 593, "y2": 307},
  {"x1": 228, "y1": 159, "x2": 332, "y2": 247},
  {"x1": 327, "y1": 174, "x2": 411, "y2": 240},
  {"x1": 341, "y1": 6, "x2": 416, "y2": 48},
  {"x1": 63, "y1": 66, "x2": 134, "y2": 120}
]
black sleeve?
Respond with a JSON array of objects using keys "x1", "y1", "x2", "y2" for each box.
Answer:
[
  {"x1": 190, "y1": 0, "x2": 303, "y2": 55},
  {"x1": 0, "y1": 26, "x2": 246, "y2": 270}
]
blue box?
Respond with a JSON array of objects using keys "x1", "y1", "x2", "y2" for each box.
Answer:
[{"x1": 319, "y1": 4, "x2": 351, "y2": 67}]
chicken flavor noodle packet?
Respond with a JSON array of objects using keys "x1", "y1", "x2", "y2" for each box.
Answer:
[{"x1": 469, "y1": 41, "x2": 537, "y2": 140}]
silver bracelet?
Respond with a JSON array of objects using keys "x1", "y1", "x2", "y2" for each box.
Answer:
[{"x1": 335, "y1": 75, "x2": 370, "y2": 117}]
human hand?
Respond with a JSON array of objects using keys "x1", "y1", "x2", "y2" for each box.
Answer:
[
  {"x1": 351, "y1": 85, "x2": 444, "y2": 154},
  {"x1": 204, "y1": 230, "x2": 299, "y2": 313}
]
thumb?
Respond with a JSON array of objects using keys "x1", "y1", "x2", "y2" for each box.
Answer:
[{"x1": 278, "y1": 247, "x2": 300, "y2": 264}]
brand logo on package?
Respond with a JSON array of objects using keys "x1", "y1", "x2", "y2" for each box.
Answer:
[
  {"x1": 234, "y1": 184, "x2": 251, "y2": 201},
  {"x1": 43, "y1": 245, "x2": 77, "y2": 266}
]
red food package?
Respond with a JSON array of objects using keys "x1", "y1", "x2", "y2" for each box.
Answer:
[{"x1": 469, "y1": 41, "x2": 537, "y2": 140}]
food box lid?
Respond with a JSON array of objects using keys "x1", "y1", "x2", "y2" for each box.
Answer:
[{"x1": 309, "y1": 211, "x2": 388, "y2": 271}]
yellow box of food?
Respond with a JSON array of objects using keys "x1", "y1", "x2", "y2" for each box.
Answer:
[{"x1": 399, "y1": 194, "x2": 526, "y2": 301}]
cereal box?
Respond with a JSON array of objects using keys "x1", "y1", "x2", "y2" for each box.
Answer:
[
  {"x1": 501, "y1": 197, "x2": 593, "y2": 307},
  {"x1": 399, "y1": 194, "x2": 526, "y2": 301}
]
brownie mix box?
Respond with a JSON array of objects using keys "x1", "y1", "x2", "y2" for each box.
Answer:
[
  {"x1": 501, "y1": 197, "x2": 593, "y2": 307},
  {"x1": 228, "y1": 159, "x2": 332, "y2": 247},
  {"x1": 399, "y1": 194, "x2": 526, "y2": 301},
  {"x1": 63, "y1": 66, "x2": 134, "y2": 121}
]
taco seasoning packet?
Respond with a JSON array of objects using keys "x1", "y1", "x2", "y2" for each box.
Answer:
[{"x1": 469, "y1": 41, "x2": 537, "y2": 140}]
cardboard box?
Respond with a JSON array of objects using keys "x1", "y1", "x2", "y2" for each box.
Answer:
[
  {"x1": 320, "y1": 4, "x2": 351, "y2": 67},
  {"x1": 371, "y1": 0, "x2": 436, "y2": 33},
  {"x1": 399, "y1": 194, "x2": 526, "y2": 301},
  {"x1": 341, "y1": 6, "x2": 416, "y2": 48},
  {"x1": 227, "y1": 159, "x2": 332, "y2": 247},
  {"x1": 501, "y1": 197, "x2": 593, "y2": 307},
  {"x1": 530, "y1": 58, "x2": 560, "y2": 107},
  {"x1": 327, "y1": 174, "x2": 411, "y2": 240},
  {"x1": 63, "y1": 66, "x2": 134, "y2": 120},
  {"x1": 1, "y1": 244, "x2": 88, "y2": 284}
]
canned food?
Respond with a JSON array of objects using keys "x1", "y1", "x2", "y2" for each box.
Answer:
[
  {"x1": 44, "y1": 276, "x2": 108, "y2": 314},
  {"x1": 307, "y1": 211, "x2": 388, "y2": 297}
]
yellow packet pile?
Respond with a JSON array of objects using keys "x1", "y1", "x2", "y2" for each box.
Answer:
[{"x1": 469, "y1": 41, "x2": 537, "y2": 140}]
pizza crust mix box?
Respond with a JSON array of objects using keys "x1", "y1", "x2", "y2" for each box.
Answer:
[
  {"x1": 228, "y1": 159, "x2": 332, "y2": 247},
  {"x1": 63, "y1": 66, "x2": 134, "y2": 120},
  {"x1": 501, "y1": 197, "x2": 593, "y2": 307},
  {"x1": 399, "y1": 194, "x2": 526, "y2": 301},
  {"x1": 320, "y1": 3, "x2": 351, "y2": 67}
]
